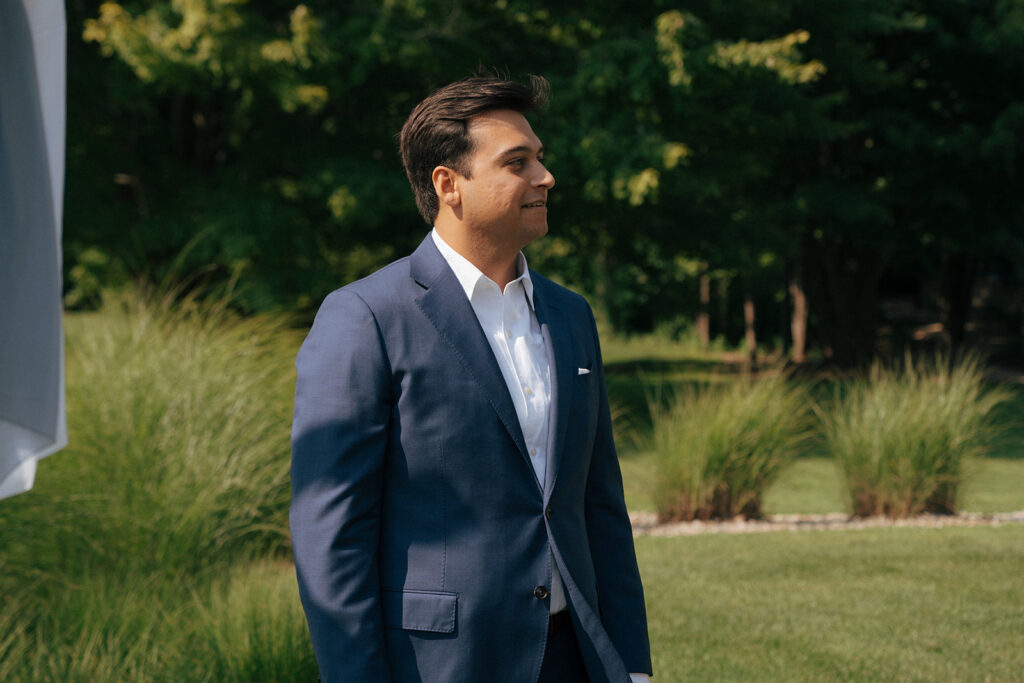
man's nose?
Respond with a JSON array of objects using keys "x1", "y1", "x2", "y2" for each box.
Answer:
[{"x1": 536, "y1": 165, "x2": 555, "y2": 190}]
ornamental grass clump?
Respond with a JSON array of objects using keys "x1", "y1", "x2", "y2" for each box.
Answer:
[
  {"x1": 0, "y1": 289, "x2": 298, "y2": 590},
  {"x1": 650, "y1": 373, "x2": 814, "y2": 521},
  {"x1": 822, "y1": 353, "x2": 1010, "y2": 518}
]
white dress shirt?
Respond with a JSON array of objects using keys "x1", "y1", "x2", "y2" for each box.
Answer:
[
  {"x1": 431, "y1": 230, "x2": 564, "y2": 614},
  {"x1": 431, "y1": 231, "x2": 650, "y2": 683}
]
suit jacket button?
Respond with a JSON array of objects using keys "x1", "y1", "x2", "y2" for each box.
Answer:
[
  {"x1": 545, "y1": 506, "x2": 552, "y2": 519},
  {"x1": 533, "y1": 585, "x2": 549, "y2": 600}
]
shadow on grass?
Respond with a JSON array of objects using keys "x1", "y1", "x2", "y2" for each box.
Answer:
[{"x1": 987, "y1": 385, "x2": 1024, "y2": 459}]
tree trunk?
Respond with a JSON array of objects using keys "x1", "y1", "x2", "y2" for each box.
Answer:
[
  {"x1": 789, "y1": 265, "x2": 808, "y2": 363},
  {"x1": 717, "y1": 277, "x2": 729, "y2": 344},
  {"x1": 744, "y1": 291, "x2": 757, "y2": 367},
  {"x1": 801, "y1": 230, "x2": 880, "y2": 367},
  {"x1": 942, "y1": 253, "x2": 977, "y2": 354},
  {"x1": 697, "y1": 262, "x2": 710, "y2": 348}
]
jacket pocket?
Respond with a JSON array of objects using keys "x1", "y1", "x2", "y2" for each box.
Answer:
[{"x1": 381, "y1": 589, "x2": 458, "y2": 634}]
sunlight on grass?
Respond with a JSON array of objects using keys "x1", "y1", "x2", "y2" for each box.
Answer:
[
  {"x1": 761, "y1": 458, "x2": 846, "y2": 516},
  {"x1": 624, "y1": 455, "x2": 1024, "y2": 515},
  {"x1": 0, "y1": 292, "x2": 300, "y2": 588},
  {"x1": 0, "y1": 562, "x2": 317, "y2": 682},
  {"x1": 180, "y1": 563, "x2": 318, "y2": 682},
  {"x1": 637, "y1": 527, "x2": 1024, "y2": 681}
]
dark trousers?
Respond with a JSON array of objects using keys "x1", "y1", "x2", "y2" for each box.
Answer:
[{"x1": 537, "y1": 612, "x2": 590, "y2": 683}]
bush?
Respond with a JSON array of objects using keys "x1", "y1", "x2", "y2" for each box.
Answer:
[
  {"x1": 821, "y1": 354, "x2": 1011, "y2": 518},
  {"x1": 179, "y1": 563, "x2": 319, "y2": 682},
  {"x1": 649, "y1": 372, "x2": 814, "y2": 521},
  {"x1": 0, "y1": 290, "x2": 309, "y2": 681},
  {"x1": 0, "y1": 289, "x2": 298, "y2": 591},
  {"x1": 0, "y1": 563, "x2": 317, "y2": 682}
]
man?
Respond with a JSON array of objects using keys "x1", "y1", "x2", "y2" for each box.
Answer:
[{"x1": 291, "y1": 75, "x2": 652, "y2": 683}]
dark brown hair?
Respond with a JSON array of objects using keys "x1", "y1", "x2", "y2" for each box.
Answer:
[{"x1": 399, "y1": 74, "x2": 549, "y2": 224}]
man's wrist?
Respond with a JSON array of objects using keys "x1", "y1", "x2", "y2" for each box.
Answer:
[{"x1": 629, "y1": 674, "x2": 651, "y2": 683}]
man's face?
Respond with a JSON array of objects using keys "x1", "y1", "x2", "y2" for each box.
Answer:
[{"x1": 456, "y1": 109, "x2": 555, "y2": 253}]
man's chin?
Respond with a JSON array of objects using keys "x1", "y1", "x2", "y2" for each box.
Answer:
[{"x1": 521, "y1": 222, "x2": 549, "y2": 247}]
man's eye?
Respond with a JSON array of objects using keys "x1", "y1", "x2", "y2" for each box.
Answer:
[{"x1": 508, "y1": 158, "x2": 524, "y2": 167}]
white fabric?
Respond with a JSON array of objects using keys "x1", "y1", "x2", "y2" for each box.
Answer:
[
  {"x1": 431, "y1": 229, "x2": 566, "y2": 614},
  {"x1": 0, "y1": 0, "x2": 68, "y2": 500}
]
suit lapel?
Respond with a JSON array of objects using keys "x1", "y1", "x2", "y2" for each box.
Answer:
[
  {"x1": 532, "y1": 278, "x2": 576, "y2": 497},
  {"x1": 410, "y1": 237, "x2": 531, "y2": 465}
]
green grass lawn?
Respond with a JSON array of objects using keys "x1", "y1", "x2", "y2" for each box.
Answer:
[
  {"x1": 622, "y1": 453, "x2": 1024, "y2": 515},
  {"x1": 638, "y1": 526, "x2": 1024, "y2": 681}
]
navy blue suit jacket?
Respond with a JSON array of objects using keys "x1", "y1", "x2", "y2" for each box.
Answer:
[{"x1": 290, "y1": 235, "x2": 652, "y2": 682}]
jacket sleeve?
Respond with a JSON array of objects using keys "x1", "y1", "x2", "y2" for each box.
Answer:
[
  {"x1": 582, "y1": 306, "x2": 653, "y2": 677},
  {"x1": 290, "y1": 289, "x2": 393, "y2": 682}
]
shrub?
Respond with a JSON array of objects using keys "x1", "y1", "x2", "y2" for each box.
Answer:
[
  {"x1": 0, "y1": 574, "x2": 171, "y2": 681},
  {"x1": 649, "y1": 372, "x2": 814, "y2": 521},
  {"x1": 821, "y1": 354, "x2": 1011, "y2": 518},
  {"x1": 0, "y1": 289, "x2": 298, "y2": 591},
  {"x1": 179, "y1": 563, "x2": 319, "y2": 682},
  {"x1": 0, "y1": 563, "x2": 317, "y2": 682}
]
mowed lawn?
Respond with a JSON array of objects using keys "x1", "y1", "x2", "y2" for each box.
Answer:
[{"x1": 637, "y1": 526, "x2": 1024, "y2": 681}]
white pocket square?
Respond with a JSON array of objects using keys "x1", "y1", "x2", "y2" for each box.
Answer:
[{"x1": 577, "y1": 367, "x2": 591, "y2": 375}]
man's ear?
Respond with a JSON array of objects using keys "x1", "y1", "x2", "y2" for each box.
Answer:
[{"x1": 432, "y1": 166, "x2": 460, "y2": 208}]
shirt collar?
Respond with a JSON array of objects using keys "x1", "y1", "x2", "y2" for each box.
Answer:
[{"x1": 430, "y1": 229, "x2": 535, "y2": 307}]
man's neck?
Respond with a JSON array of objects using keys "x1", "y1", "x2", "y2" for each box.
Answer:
[{"x1": 434, "y1": 225, "x2": 519, "y2": 289}]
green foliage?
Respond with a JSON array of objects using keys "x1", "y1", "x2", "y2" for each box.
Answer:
[
  {"x1": 0, "y1": 290, "x2": 297, "y2": 590},
  {"x1": 62, "y1": 0, "x2": 1024, "y2": 360},
  {"x1": 0, "y1": 574, "x2": 172, "y2": 681},
  {"x1": 63, "y1": 246, "x2": 131, "y2": 310},
  {"x1": 821, "y1": 354, "x2": 1012, "y2": 517},
  {"x1": 179, "y1": 563, "x2": 318, "y2": 681},
  {"x1": 0, "y1": 291, "x2": 306, "y2": 681},
  {"x1": 0, "y1": 564, "x2": 317, "y2": 682},
  {"x1": 649, "y1": 372, "x2": 814, "y2": 521}
]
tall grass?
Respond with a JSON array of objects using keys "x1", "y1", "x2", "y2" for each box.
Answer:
[
  {"x1": 649, "y1": 372, "x2": 814, "y2": 521},
  {"x1": 179, "y1": 562, "x2": 319, "y2": 681},
  {"x1": 0, "y1": 289, "x2": 298, "y2": 590},
  {"x1": 821, "y1": 354, "x2": 1011, "y2": 517},
  {"x1": 0, "y1": 574, "x2": 172, "y2": 681},
  {"x1": 0, "y1": 563, "x2": 317, "y2": 682},
  {"x1": 0, "y1": 291, "x2": 316, "y2": 681}
]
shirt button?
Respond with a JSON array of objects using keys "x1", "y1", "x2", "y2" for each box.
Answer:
[
  {"x1": 530, "y1": 448, "x2": 538, "y2": 457},
  {"x1": 533, "y1": 585, "x2": 549, "y2": 600},
  {"x1": 505, "y1": 329, "x2": 512, "y2": 338},
  {"x1": 524, "y1": 386, "x2": 532, "y2": 395},
  {"x1": 545, "y1": 507, "x2": 552, "y2": 519}
]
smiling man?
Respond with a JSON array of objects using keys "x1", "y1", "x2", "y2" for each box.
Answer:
[{"x1": 290, "y1": 75, "x2": 652, "y2": 683}]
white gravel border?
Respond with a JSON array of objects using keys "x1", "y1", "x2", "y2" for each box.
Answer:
[{"x1": 630, "y1": 510, "x2": 1024, "y2": 536}]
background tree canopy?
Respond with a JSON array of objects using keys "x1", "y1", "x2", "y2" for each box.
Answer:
[{"x1": 64, "y1": 0, "x2": 1024, "y2": 366}]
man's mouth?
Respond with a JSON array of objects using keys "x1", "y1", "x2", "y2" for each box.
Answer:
[{"x1": 522, "y1": 201, "x2": 546, "y2": 209}]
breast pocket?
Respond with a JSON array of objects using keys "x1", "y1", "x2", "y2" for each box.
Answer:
[{"x1": 381, "y1": 589, "x2": 458, "y2": 634}]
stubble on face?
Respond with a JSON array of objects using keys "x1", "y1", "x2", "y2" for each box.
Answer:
[{"x1": 459, "y1": 110, "x2": 555, "y2": 258}]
